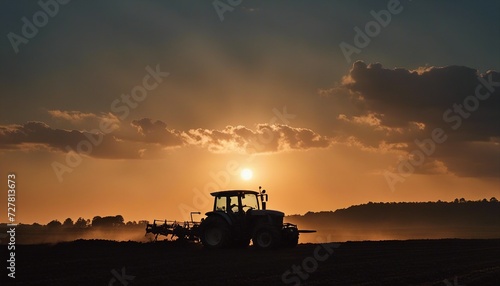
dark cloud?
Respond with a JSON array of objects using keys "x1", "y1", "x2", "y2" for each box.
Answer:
[
  {"x1": 131, "y1": 118, "x2": 167, "y2": 133},
  {"x1": 130, "y1": 118, "x2": 185, "y2": 146},
  {"x1": 0, "y1": 121, "x2": 142, "y2": 159},
  {"x1": 0, "y1": 118, "x2": 333, "y2": 159},
  {"x1": 1, "y1": 122, "x2": 85, "y2": 150},
  {"x1": 336, "y1": 61, "x2": 500, "y2": 177}
]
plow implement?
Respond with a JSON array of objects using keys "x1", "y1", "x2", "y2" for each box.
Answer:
[{"x1": 145, "y1": 212, "x2": 201, "y2": 242}]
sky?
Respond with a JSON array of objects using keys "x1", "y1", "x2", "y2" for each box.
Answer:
[{"x1": 1, "y1": 0, "x2": 499, "y2": 224}]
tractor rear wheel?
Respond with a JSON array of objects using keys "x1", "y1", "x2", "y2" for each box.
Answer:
[
  {"x1": 200, "y1": 216, "x2": 230, "y2": 249},
  {"x1": 252, "y1": 225, "x2": 280, "y2": 249}
]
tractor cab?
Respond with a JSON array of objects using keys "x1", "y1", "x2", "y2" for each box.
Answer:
[
  {"x1": 211, "y1": 190, "x2": 260, "y2": 214},
  {"x1": 211, "y1": 186, "x2": 269, "y2": 214}
]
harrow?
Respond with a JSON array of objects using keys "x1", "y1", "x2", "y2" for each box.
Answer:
[{"x1": 145, "y1": 212, "x2": 201, "y2": 242}]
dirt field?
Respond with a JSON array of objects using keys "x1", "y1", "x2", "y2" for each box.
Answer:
[{"x1": 9, "y1": 239, "x2": 500, "y2": 285}]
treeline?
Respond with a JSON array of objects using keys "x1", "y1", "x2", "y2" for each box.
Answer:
[
  {"x1": 0, "y1": 215, "x2": 151, "y2": 245},
  {"x1": 41, "y1": 215, "x2": 149, "y2": 229},
  {"x1": 285, "y1": 198, "x2": 500, "y2": 240},
  {"x1": 289, "y1": 198, "x2": 499, "y2": 225}
]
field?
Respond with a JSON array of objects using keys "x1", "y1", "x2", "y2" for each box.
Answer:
[{"x1": 10, "y1": 238, "x2": 500, "y2": 285}]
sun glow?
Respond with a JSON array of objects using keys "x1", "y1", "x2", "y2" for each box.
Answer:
[{"x1": 240, "y1": 168, "x2": 253, "y2": 181}]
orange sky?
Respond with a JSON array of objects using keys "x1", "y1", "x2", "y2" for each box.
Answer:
[
  {"x1": 1, "y1": 1, "x2": 499, "y2": 224},
  {"x1": 3, "y1": 136, "x2": 499, "y2": 224}
]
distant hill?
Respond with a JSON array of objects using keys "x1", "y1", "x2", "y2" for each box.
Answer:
[{"x1": 285, "y1": 199, "x2": 500, "y2": 242}]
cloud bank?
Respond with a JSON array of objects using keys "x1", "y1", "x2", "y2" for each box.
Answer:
[
  {"x1": 331, "y1": 61, "x2": 500, "y2": 177},
  {"x1": 0, "y1": 116, "x2": 332, "y2": 159},
  {"x1": 2, "y1": 62, "x2": 498, "y2": 179}
]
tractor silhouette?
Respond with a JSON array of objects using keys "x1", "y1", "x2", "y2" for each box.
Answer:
[{"x1": 146, "y1": 187, "x2": 314, "y2": 249}]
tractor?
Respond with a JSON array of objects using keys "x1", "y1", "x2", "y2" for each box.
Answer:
[{"x1": 146, "y1": 187, "x2": 314, "y2": 249}]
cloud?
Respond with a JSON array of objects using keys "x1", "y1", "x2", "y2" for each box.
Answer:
[
  {"x1": 48, "y1": 110, "x2": 120, "y2": 131},
  {"x1": 130, "y1": 118, "x2": 185, "y2": 147},
  {"x1": 185, "y1": 124, "x2": 332, "y2": 154},
  {"x1": 0, "y1": 121, "x2": 142, "y2": 159},
  {"x1": 332, "y1": 61, "x2": 500, "y2": 177},
  {"x1": 0, "y1": 118, "x2": 333, "y2": 159},
  {"x1": 49, "y1": 110, "x2": 96, "y2": 121}
]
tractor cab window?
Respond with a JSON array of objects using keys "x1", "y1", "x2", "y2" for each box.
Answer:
[
  {"x1": 215, "y1": 196, "x2": 226, "y2": 212},
  {"x1": 241, "y1": 194, "x2": 259, "y2": 211},
  {"x1": 228, "y1": 196, "x2": 239, "y2": 213}
]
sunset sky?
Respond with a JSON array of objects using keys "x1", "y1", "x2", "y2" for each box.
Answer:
[{"x1": 1, "y1": 1, "x2": 499, "y2": 224}]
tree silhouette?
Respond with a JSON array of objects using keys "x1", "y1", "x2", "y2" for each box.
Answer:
[
  {"x1": 115, "y1": 215, "x2": 124, "y2": 225},
  {"x1": 74, "y1": 217, "x2": 88, "y2": 228},
  {"x1": 63, "y1": 218, "x2": 74, "y2": 227},
  {"x1": 47, "y1": 220, "x2": 62, "y2": 228},
  {"x1": 92, "y1": 216, "x2": 102, "y2": 226},
  {"x1": 92, "y1": 215, "x2": 125, "y2": 227}
]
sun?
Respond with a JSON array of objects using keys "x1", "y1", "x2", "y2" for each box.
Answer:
[{"x1": 240, "y1": 168, "x2": 253, "y2": 181}]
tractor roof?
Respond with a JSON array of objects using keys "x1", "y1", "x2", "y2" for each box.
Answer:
[{"x1": 210, "y1": 190, "x2": 259, "y2": 197}]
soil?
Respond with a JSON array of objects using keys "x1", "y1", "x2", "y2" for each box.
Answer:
[{"x1": 8, "y1": 238, "x2": 500, "y2": 285}]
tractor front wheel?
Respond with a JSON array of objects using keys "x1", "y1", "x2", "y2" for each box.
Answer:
[{"x1": 200, "y1": 216, "x2": 230, "y2": 249}]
